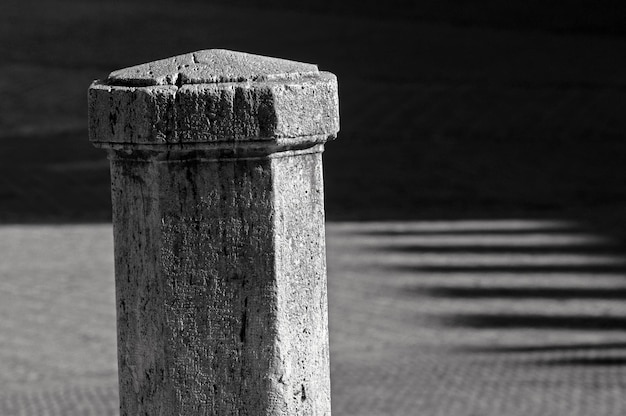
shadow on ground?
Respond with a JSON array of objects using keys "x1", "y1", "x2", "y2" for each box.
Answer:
[{"x1": 351, "y1": 217, "x2": 626, "y2": 376}]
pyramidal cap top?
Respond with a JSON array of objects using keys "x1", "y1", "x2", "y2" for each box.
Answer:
[
  {"x1": 107, "y1": 49, "x2": 320, "y2": 86},
  {"x1": 89, "y1": 49, "x2": 339, "y2": 147}
]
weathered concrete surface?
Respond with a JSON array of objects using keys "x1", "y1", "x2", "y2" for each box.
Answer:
[
  {"x1": 88, "y1": 50, "x2": 339, "y2": 146},
  {"x1": 107, "y1": 49, "x2": 319, "y2": 86},
  {"x1": 89, "y1": 49, "x2": 338, "y2": 415}
]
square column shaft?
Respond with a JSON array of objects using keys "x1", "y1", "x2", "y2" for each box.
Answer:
[{"x1": 88, "y1": 49, "x2": 339, "y2": 416}]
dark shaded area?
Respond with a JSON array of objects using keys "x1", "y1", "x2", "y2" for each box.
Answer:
[
  {"x1": 0, "y1": 129, "x2": 111, "y2": 223},
  {"x1": 458, "y1": 342, "x2": 626, "y2": 354},
  {"x1": 395, "y1": 264, "x2": 626, "y2": 274},
  {"x1": 220, "y1": 0, "x2": 626, "y2": 36},
  {"x1": 438, "y1": 313, "x2": 626, "y2": 331},
  {"x1": 454, "y1": 342, "x2": 626, "y2": 367},
  {"x1": 423, "y1": 286, "x2": 626, "y2": 300},
  {"x1": 530, "y1": 357, "x2": 626, "y2": 366},
  {"x1": 380, "y1": 244, "x2": 622, "y2": 254},
  {"x1": 1, "y1": 0, "x2": 626, "y2": 241}
]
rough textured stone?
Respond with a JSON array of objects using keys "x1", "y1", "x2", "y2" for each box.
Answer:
[
  {"x1": 107, "y1": 49, "x2": 319, "y2": 86},
  {"x1": 88, "y1": 50, "x2": 339, "y2": 146},
  {"x1": 89, "y1": 49, "x2": 338, "y2": 416}
]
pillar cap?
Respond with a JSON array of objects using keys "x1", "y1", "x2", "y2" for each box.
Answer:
[
  {"x1": 88, "y1": 49, "x2": 339, "y2": 151},
  {"x1": 107, "y1": 49, "x2": 320, "y2": 87}
]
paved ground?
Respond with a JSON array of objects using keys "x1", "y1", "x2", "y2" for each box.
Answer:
[
  {"x1": 2, "y1": 221, "x2": 626, "y2": 415},
  {"x1": 2, "y1": 0, "x2": 626, "y2": 414}
]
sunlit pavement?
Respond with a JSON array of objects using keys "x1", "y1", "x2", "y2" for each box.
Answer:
[{"x1": 2, "y1": 220, "x2": 626, "y2": 415}]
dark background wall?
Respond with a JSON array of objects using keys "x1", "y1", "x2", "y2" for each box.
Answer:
[
  {"x1": 1, "y1": 0, "x2": 626, "y2": 239},
  {"x1": 223, "y1": 0, "x2": 625, "y2": 35}
]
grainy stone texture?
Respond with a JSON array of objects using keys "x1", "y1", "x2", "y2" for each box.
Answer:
[
  {"x1": 89, "y1": 49, "x2": 338, "y2": 415},
  {"x1": 107, "y1": 49, "x2": 319, "y2": 86},
  {"x1": 88, "y1": 50, "x2": 339, "y2": 146}
]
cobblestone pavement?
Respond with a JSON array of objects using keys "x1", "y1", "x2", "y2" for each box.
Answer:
[
  {"x1": 2, "y1": 221, "x2": 626, "y2": 415},
  {"x1": 328, "y1": 220, "x2": 626, "y2": 415}
]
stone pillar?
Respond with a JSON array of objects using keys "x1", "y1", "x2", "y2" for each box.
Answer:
[{"x1": 88, "y1": 49, "x2": 339, "y2": 416}]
